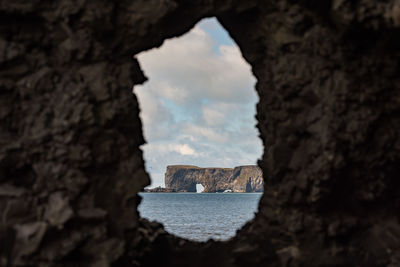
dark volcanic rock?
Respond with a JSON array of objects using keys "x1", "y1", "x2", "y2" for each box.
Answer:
[
  {"x1": 1, "y1": 0, "x2": 400, "y2": 266},
  {"x1": 165, "y1": 165, "x2": 263, "y2": 192}
]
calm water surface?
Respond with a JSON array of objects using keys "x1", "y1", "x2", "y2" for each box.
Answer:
[{"x1": 138, "y1": 193, "x2": 262, "y2": 241}]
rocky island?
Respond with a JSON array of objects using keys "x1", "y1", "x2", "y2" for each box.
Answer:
[
  {"x1": 143, "y1": 186, "x2": 176, "y2": 193},
  {"x1": 164, "y1": 165, "x2": 263, "y2": 192}
]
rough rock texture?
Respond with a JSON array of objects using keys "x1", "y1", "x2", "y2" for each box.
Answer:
[
  {"x1": 232, "y1": 165, "x2": 263, "y2": 192},
  {"x1": 165, "y1": 165, "x2": 263, "y2": 192},
  {"x1": 1, "y1": 0, "x2": 400, "y2": 266}
]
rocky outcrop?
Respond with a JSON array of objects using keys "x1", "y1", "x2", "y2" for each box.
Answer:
[
  {"x1": 165, "y1": 165, "x2": 263, "y2": 192},
  {"x1": 143, "y1": 186, "x2": 176, "y2": 193}
]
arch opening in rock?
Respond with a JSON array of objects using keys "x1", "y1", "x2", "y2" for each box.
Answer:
[
  {"x1": 196, "y1": 184, "x2": 204, "y2": 193},
  {"x1": 135, "y1": 17, "x2": 263, "y2": 241}
]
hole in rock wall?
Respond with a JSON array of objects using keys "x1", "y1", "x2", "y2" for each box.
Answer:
[
  {"x1": 135, "y1": 18, "x2": 263, "y2": 241},
  {"x1": 196, "y1": 184, "x2": 205, "y2": 193}
]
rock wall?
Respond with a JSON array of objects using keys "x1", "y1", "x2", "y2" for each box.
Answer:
[
  {"x1": 165, "y1": 165, "x2": 263, "y2": 192},
  {"x1": 1, "y1": 0, "x2": 400, "y2": 266}
]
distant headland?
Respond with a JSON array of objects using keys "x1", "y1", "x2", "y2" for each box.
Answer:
[{"x1": 144, "y1": 165, "x2": 263, "y2": 193}]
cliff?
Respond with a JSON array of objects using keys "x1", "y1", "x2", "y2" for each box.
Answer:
[
  {"x1": 143, "y1": 186, "x2": 176, "y2": 193},
  {"x1": 165, "y1": 165, "x2": 263, "y2": 192}
]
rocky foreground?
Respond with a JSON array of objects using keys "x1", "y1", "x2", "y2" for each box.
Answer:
[
  {"x1": 164, "y1": 165, "x2": 263, "y2": 192},
  {"x1": 4, "y1": 0, "x2": 400, "y2": 265}
]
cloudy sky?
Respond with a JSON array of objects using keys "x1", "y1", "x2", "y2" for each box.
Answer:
[{"x1": 134, "y1": 18, "x2": 263, "y2": 188}]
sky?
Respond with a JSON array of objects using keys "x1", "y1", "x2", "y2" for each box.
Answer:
[{"x1": 134, "y1": 17, "x2": 263, "y2": 188}]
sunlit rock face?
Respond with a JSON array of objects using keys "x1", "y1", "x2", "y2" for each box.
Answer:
[
  {"x1": 232, "y1": 166, "x2": 263, "y2": 192},
  {"x1": 165, "y1": 165, "x2": 263, "y2": 192}
]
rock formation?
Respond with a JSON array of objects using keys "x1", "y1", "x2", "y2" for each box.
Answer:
[
  {"x1": 1, "y1": 0, "x2": 400, "y2": 266},
  {"x1": 165, "y1": 165, "x2": 263, "y2": 192},
  {"x1": 143, "y1": 186, "x2": 176, "y2": 193}
]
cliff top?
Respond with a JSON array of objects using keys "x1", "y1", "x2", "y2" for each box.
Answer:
[
  {"x1": 167, "y1": 165, "x2": 201, "y2": 169},
  {"x1": 234, "y1": 165, "x2": 261, "y2": 169},
  {"x1": 167, "y1": 165, "x2": 235, "y2": 170},
  {"x1": 167, "y1": 165, "x2": 260, "y2": 170}
]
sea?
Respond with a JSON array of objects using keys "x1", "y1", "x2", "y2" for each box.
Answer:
[{"x1": 138, "y1": 192, "x2": 262, "y2": 242}]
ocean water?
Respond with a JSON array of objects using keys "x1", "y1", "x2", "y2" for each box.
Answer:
[{"x1": 138, "y1": 192, "x2": 262, "y2": 241}]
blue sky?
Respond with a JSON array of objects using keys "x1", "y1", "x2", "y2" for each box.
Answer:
[
  {"x1": 198, "y1": 18, "x2": 235, "y2": 53},
  {"x1": 134, "y1": 18, "x2": 263, "y2": 188}
]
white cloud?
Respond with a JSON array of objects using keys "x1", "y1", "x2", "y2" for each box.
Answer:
[
  {"x1": 182, "y1": 124, "x2": 229, "y2": 144},
  {"x1": 158, "y1": 83, "x2": 189, "y2": 104},
  {"x1": 134, "y1": 18, "x2": 263, "y2": 187},
  {"x1": 175, "y1": 144, "x2": 196, "y2": 155},
  {"x1": 135, "y1": 21, "x2": 257, "y2": 106},
  {"x1": 134, "y1": 85, "x2": 174, "y2": 141},
  {"x1": 202, "y1": 105, "x2": 225, "y2": 126}
]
